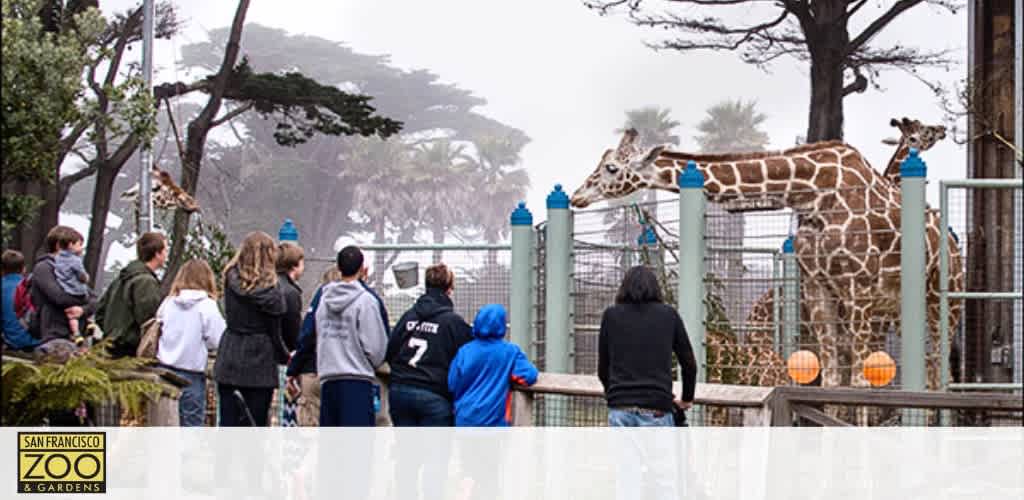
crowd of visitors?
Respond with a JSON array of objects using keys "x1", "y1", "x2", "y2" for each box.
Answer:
[{"x1": 2, "y1": 225, "x2": 696, "y2": 429}]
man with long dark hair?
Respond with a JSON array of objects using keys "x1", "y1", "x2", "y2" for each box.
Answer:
[{"x1": 598, "y1": 265, "x2": 697, "y2": 426}]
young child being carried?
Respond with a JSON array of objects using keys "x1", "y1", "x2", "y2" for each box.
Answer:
[
  {"x1": 52, "y1": 234, "x2": 95, "y2": 338},
  {"x1": 448, "y1": 304, "x2": 538, "y2": 426}
]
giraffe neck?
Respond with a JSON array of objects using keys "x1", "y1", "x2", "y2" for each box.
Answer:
[
  {"x1": 637, "y1": 141, "x2": 872, "y2": 212},
  {"x1": 883, "y1": 144, "x2": 910, "y2": 183}
]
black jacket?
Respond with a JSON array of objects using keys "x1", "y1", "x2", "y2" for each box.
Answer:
[
  {"x1": 29, "y1": 255, "x2": 96, "y2": 345},
  {"x1": 386, "y1": 288, "x2": 472, "y2": 399},
  {"x1": 213, "y1": 269, "x2": 288, "y2": 388},
  {"x1": 598, "y1": 302, "x2": 698, "y2": 412},
  {"x1": 278, "y1": 272, "x2": 302, "y2": 352}
]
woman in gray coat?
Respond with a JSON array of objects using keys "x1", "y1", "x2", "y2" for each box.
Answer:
[{"x1": 213, "y1": 231, "x2": 288, "y2": 426}]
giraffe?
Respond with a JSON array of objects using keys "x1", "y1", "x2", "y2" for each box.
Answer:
[
  {"x1": 119, "y1": 166, "x2": 200, "y2": 213},
  {"x1": 570, "y1": 129, "x2": 964, "y2": 400},
  {"x1": 739, "y1": 117, "x2": 954, "y2": 385}
]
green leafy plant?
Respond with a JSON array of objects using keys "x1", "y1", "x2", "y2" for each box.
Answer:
[
  {"x1": 181, "y1": 217, "x2": 236, "y2": 286},
  {"x1": 1, "y1": 341, "x2": 165, "y2": 426}
]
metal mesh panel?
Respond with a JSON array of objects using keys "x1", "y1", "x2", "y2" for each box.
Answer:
[
  {"x1": 949, "y1": 186, "x2": 1020, "y2": 384},
  {"x1": 532, "y1": 394, "x2": 609, "y2": 426},
  {"x1": 787, "y1": 405, "x2": 1023, "y2": 427},
  {"x1": 534, "y1": 225, "x2": 547, "y2": 371},
  {"x1": 305, "y1": 247, "x2": 512, "y2": 327}
]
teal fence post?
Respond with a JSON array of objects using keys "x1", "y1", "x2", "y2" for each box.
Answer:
[
  {"x1": 678, "y1": 161, "x2": 706, "y2": 384},
  {"x1": 276, "y1": 218, "x2": 298, "y2": 426},
  {"x1": 279, "y1": 218, "x2": 298, "y2": 242},
  {"x1": 544, "y1": 185, "x2": 572, "y2": 426},
  {"x1": 781, "y1": 236, "x2": 800, "y2": 360},
  {"x1": 510, "y1": 202, "x2": 534, "y2": 353},
  {"x1": 544, "y1": 185, "x2": 571, "y2": 374},
  {"x1": 638, "y1": 226, "x2": 662, "y2": 270},
  {"x1": 900, "y1": 149, "x2": 928, "y2": 424}
]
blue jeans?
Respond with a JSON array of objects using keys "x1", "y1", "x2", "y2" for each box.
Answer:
[
  {"x1": 320, "y1": 379, "x2": 374, "y2": 427},
  {"x1": 389, "y1": 384, "x2": 453, "y2": 499},
  {"x1": 165, "y1": 366, "x2": 206, "y2": 427},
  {"x1": 608, "y1": 407, "x2": 674, "y2": 427},
  {"x1": 388, "y1": 383, "x2": 453, "y2": 426}
]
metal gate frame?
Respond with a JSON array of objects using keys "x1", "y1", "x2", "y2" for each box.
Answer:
[{"x1": 939, "y1": 178, "x2": 1024, "y2": 390}]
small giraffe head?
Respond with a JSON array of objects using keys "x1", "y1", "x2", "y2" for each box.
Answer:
[
  {"x1": 882, "y1": 117, "x2": 946, "y2": 151},
  {"x1": 151, "y1": 166, "x2": 200, "y2": 213},
  {"x1": 570, "y1": 129, "x2": 666, "y2": 208},
  {"x1": 882, "y1": 117, "x2": 947, "y2": 182}
]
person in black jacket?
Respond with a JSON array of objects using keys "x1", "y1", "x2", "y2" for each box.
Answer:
[
  {"x1": 276, "y1": 242, "x2": 305, "y2": 351},
  {"x1": 213, "y1": 232, "x2": 289, "y2": 426},
  {"x1": 386, "y1": 263, "x2": 472, "y2": 426},
  {"x1": 598, "y1": 265, "x2": 697, "y2": 427}
]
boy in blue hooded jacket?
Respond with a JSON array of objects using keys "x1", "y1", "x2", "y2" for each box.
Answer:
[{"x1": 448, "y1": 304, "x2": 538, "y2": 426}]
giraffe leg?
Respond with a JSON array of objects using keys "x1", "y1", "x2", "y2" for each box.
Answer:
[{"x1": 847, "y1": 302, "x2": 881, "y2": 426}]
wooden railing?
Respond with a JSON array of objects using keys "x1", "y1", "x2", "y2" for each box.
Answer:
[
  {"x1": 510, "y1": 372, "x2": 773, "y2": 426},
  {"x1": 510, "y1": 372, "x2": 1024, "y2": 427}
]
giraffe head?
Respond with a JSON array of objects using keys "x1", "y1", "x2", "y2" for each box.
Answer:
[
  {"x1": 570, "y1": 129, "x2": 667, "y2": 208},
  {"x1": 881, "y1": 117, "x2": 947, "y2": 182},
  {"x1": 882, "y1": 117, "x2": 946, "y2": 151}
]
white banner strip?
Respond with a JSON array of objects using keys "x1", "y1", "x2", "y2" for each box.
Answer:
[{"x1": 4, "y1": 428, "x2": 1022, "y2": 500}]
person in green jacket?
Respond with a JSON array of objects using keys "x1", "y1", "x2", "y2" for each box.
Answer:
[{"x1": 95, "y1": 232, "x2": 168, "y2": 358}]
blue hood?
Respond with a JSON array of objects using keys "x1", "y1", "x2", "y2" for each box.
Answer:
[{"x1": 472, "y1": 304, "x2": 507, "y2": 339}]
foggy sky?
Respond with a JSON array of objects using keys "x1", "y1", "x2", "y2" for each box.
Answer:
[{"x1": 97, "y1": 0, "x2": 967, "y2": 244}]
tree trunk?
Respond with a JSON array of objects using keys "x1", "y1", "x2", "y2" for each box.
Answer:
[
  {"x1": 965, "y1": 1, "x2": 1016, "y2": 383},
  {"x1": 432, "y1": 222, "x2": 444, "y2": 264},
  {"x1": 805, "y1": 55, "x2": 846, "y2": 142},
  {"x1": 803, "y1": 6, "x2": 850, "y2": 143},
  {"x1": 485, "y1": 227, "x2": 499, "y2": 268},
  {"x1": 82, "y1": 165, "x2": 119, "y2": 287},
  {"x1": 9, "y1": 179, "x2": 58, "y2": 265},
  {"x1": 162, "y1": 0, "x2": 251, "y2": 292},
  {"x1": 370, "y1": 221, "x2": 388, "y2": 288}
]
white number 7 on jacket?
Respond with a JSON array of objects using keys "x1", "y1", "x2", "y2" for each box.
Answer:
[{"x1": 408, "y1": 337, "x2": 428, "y2": 367}]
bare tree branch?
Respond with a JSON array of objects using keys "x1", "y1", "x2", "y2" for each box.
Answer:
[
  {"x1": 59, "y1": 164, "x2": 99, "y2": 191},
  {"x1": 210, "y1": 103, "x2": 254, "y2": 128},
  {"x1": 846, "y1": 0, "x2": 923, "y2": 55}
]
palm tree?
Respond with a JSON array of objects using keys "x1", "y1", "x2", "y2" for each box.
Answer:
[
  {"x1": 467, "y1": 133, "x2": 531, "y2": 245},
  {"x1": 616, "y1": 107, "x2": 681, "y2": 148},
  {"x1": 694, "y1": 99, "x2": 771, "y2": 328},
  {"x1": 409, "y1": 139, "x2": 475, "y2": 262},
  {"x1": 603, "y1": 107, "x2": 681, "y2": 247},
  {"x1": 694, "y1": 100, "x2": 770, "y2": 153},
  {"x1": 345, "y1": 136, "x2": 417, "y2": 286}
]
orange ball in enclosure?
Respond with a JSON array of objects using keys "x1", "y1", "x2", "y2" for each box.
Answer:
[
  {"x1": 863, "y1": 351, "x2": 897, "y2": 387},
  {"x1": 786, "y1": 350, "x2": 820, "y2": 384}
]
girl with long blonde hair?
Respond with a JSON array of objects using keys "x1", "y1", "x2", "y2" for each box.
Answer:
[
  {"x1": 213, "y1": 231, "x2": 289, "y2": 426},
  {"x1": 157, "y1": 259, "x2": 226, "y2": 426}
]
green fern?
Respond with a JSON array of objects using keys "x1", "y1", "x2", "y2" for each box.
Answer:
[{"x1": 2, "y1": 340, "x2": 166, "y2": 426}]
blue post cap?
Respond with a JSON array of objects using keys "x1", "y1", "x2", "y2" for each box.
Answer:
[
  {"x1": 510, "y1": 201, "x2": 533, "y2": 226},
  {"x1": 547, "y1": 184, "x2": 570, "y2": 209},
  {"x1": 782, "y1": 235, "x2": 794, "y2": 254},
  {"x1": 637, "y1": 227, "x2": 657, "y2": 246},
  {"x1": 678, "y1": 160, "x2": 704, "y2": 188},
  {"x1": 899, "y1": 148, "x2": 927, "y2": 178},
  {"x1": 279, "y1": 218, "x2": 298, "y2": 242}
]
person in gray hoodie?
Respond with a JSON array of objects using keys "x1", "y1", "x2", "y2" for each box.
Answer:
[{"x1": 316, "y1": 246, "x2": 388, "y2": 426}]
